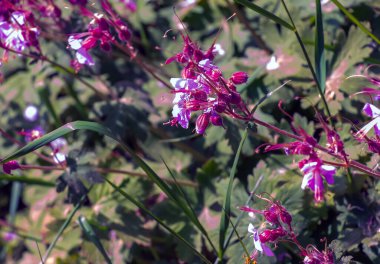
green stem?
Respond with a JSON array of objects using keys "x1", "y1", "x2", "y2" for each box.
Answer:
[{"x1": 280, "y1": 0, "x2": 333, "y2": 124}]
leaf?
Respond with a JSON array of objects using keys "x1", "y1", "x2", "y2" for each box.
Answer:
[
  {"x1": 330, "y1": 0, "x2": 380, "y2": 44},
  {"x1": 315, "y1": 0, "x2": 326, "y2": 93},
  {"x1": 218, "y1": 128, "x2": 247, "y2": 259},
  {"x1": 234, "y1": 0, "x2": 294, "y2": 30}
]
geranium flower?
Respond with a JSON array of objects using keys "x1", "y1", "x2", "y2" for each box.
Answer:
[
  {"x1": 248, "y1": 224, "x2": 274, "y2": 257},
  {"x1": 357, "y1": 103, "x2": 380, "y2": 137},
  {"x1": 299, "y1": 157, "x2": 336, "y2": 203},
  {"x1": 68, "y1": 36, "x2": 95, "y2": 66}
]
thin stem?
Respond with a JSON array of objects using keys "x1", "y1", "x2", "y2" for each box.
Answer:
[
  {"x1": 19, "y1": 164, "x2": 198, "y2": 187},
  {"x1": 248, "y1": 117, "x2": 380, "y2": 178},
  {"x1": 280, "y1": 0, "x2": 333, "y2": 123}
]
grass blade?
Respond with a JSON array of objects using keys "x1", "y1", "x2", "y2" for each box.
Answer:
[
  {"x1": 162, "y1": 159, "x2": 218, "y2": 253},
  {"x1": 78, "y1": 216, "x2": 112, "y2": 264},
  {"x1": 331, "y1": 0, "x2": 380, "y2": 45},
  {"x1": 40, "y1": 190, "x2": 88, "y2": 264},
  {"x1": 315, "y1": 0, "x2": 326, "y2": 93},
  {"x1": 280, "y1": 0, "x2": 333, "y2": 123},
  {"x1": 0, "y1": 121, "x2": 213, "y2": 261},
  {"x1": 9, "y1": 182, "x2": 22, "y2": 224},
  {"x1": 235, "y1": 0, "x2": 294, "y2": 30},
  {"x1": 0, "y1": 174, "x2": 55, "y2": 187},
  {"x1": 218, "y1": 128, "x2": 248, "y2": 260},
  {"x1": 105, "y1": 178, "x2": 212, "y2": 264}
]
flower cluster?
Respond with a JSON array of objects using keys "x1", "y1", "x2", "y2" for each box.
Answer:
[
  {"x1": 353, "y1": 85, "x2": 380, "y2": 154},
  {"x1": 0, "y1": 9, "x2": 39, "y2": 65},
  {"x1": 265, "y1": 118, "x2": 338, "y2": 203},
  {"x1": 67, "y1": 0, "x2": 132, "y2": 71},
  {"x1": 241, "y1": 196, "x2": 334, "y2": 263},
  {"x1": 165, "y1": 35, "x2": 250, "y2": 134}
]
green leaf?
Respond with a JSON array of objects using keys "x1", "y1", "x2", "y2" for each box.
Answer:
[
  {"x1": 315, "y1": 0, "x2": 326, "y2": 93},
  {"x1": 330, "y1": 0, "x2": 380, "y2": 45},
  {"x1": 235, "y1": 0, "x2": 294, "y2": 31},
  {"x1": 218, "y1": 128, "x2": 247, "y2": 259},
  {"x1": 78, "y1": 216, "x2": 112, "y2": 264},
  {"x1": 105, "y1": 178, "x2": 211, "y2": 264}
]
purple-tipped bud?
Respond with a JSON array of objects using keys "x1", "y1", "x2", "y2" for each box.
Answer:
[
  {"x1": 230, "y1": 71, "x2": 248, "y2": 85},
  {"x1": 213, "y1": 101, "x2": 227, "y2": 113},
  {"x1": 98, "y1": 18, "x2": 109, "y2": 31},
  {"x1": 280, "y1": 210, "x2": 292, "y2": 227},
  {"x1": 193, "y1": 49, "x2": 204, "y2": 62},
  {"x1": 210, "y1": 114, "x2": 224, "y2": 127},
  {"x1": 192, "y1": 90, "x2": 207, "y2": 101},
  {"x1": 229, "y1": 91, "x2": 241, "y2": 104},
  {"x1": 2, "y1": 160, "x2": 20, "y2": 175},
  {"x1": 195, "y1": 113, "x2": 210, "y2": 134},
  {"x1": 263, "y1": 207, "x2": 279, "y2": 224},
  {"x1": 100, "y1": 41, "x2": 111, "y2": 52},
  {"x1": 259, "y1": 230, "x2": 274, "y2": 243}
]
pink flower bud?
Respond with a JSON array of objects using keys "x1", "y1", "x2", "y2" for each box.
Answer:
[
  {"x1": 213, "y1": 101, "x2": 227, "y2": 113},
  {"x1": 210, "y1": 114, "x2": 224, "y2": 127},
  {"x1": 280, "y1": 210, "x2": 292, "y2": 226},
  {"x1": 2, "y1": 160, "x2": 20, "y2": 175},
  {"x1": 263, "y1": 206, "x2": 279, "y2": 224},
  {"x1": 98, "y1": 18, "x2": 109, "y2": 31},
  {"x1": 195, "y1": 113, "x2": 210, "y2": 134},
  {"x1": 192, "y1": 90, "x2": 207, "y2": 101},
  {"x1": 259, "y1": 230, "x2": 274, "y2": 243},
  {"x1": 229, "y1": 91, "x2": 241, "y2": 104},
  {"x1": 230, "y1": 71, "x2": 248, "y2": 85}
]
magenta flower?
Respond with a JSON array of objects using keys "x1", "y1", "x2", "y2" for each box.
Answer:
[
  {"x1": 165, "y1": 36, "x2": 250, "y2": 134},
  {"x1": 299, "y1": 157, "x2": 336, "y2": 203},
  {"x1": 357, "y1": 103, "x2": 380, "y2": 137},
  {"x1": 248, "y1": 223, "x2": 274, "y2": 257},
  {"x1": 120, "y1": 0, "x2": 137, "y2": 12},
  {"x1": 68, "y1": 36, "x2": 95, "y2": 67},
  {"x1": 0, "y1": 11, "x2": 39, "y2": 65},
  {"x1": 2, "y1": 160, "x2": 20, "y2": 175}
]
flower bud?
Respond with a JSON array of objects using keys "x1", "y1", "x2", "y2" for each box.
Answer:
[
  {"x1": 213, "y1": 101, "x2": 227, "y2": 113},
  {"x1": 98, "y1": 18, "x2": 109, "y2": 31},
  {"x1": 230, "y1": 71, "x2": 248, "y2": 85},
  {"x1": 263, "y1": 207, "x2": 279, "y2": 224},
  {"x1": 192, "y1": 90, "x2": 207, "y2": 101},
  {"x1": 259, "y1": 230, "x2": 274, "y2": 243},
  {"x1": 229, "y1": 91, "x2": 241, "y2": 104},
  {"x1": 100, "y1": 41, "x2": 111, "y2": 52},
  {"x1": 2, "y1": 160, "x2": 20, "y2": 175},
  {"x1": 195, "y1": 113, "x2": 210, "y2": 134},
  {"x1": 280, "y1": 210, "x2": 292, "y2": 226},
  {"x1": 210, "y1": 114, "x2": 224, "y2": 127}
]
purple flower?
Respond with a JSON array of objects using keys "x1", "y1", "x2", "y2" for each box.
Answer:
[
  {"x1": 120, "y1": 0, "x2": 137, "y2": 12},
  {"x1": 0, "y1": 11, "x2": 39, "y2": 54},
  {"x1": 3, "y1": 231, "x2": 17, "y2": 242},
  {"x1": 299, "y1": 157, "x2": 336, "y2": 203},
  {"x1": 68, "y1": 36, "x2": 95, "y2": 66},
  {"x1": 2, "y1": 160, "x2": 20, "y2": 175},
  {"x1": 357, "y1": 103, "x2": 380, "y2": 137},
  {"x1": 248, "y1": 224, "x2": 274, "y2": 257}
]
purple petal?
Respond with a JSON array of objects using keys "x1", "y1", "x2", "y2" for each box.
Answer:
[
  {"x1": 262, "y1": 243, "x2": 274, "y2": 257},
  {"x1": 363, "y1": 103, "x2": 380, "y2": 118},
  {"x1": 321, "y1": 165, "x2": 336, "y2": 185},
  {"x1": 76, "y1": 48, "x2": 94, "y2": 65}
]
